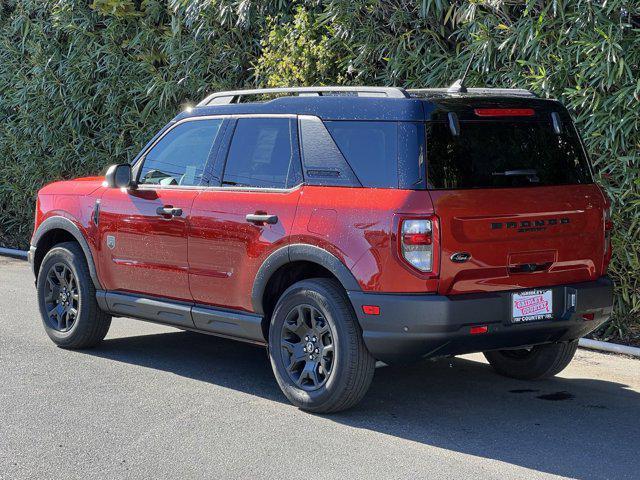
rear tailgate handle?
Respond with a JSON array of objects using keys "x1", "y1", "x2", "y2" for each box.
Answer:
[
  {"x1": 246, "y1": 213, "x2": 278, "y2": 225},
  {"x1": 508, "y1": 262, "x2": 552, "y2": 274}
]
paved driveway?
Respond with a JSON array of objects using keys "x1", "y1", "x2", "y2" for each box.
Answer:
[{"x1": 1, "y1": 256, "x2": 638, "y2": 479}]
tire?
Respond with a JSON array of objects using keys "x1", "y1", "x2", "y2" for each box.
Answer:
[
  {"x1": 483, "y1": 340, "x2": 578, "y2": 380},
  {"x1": 37, "y1": 241, "x2": 111, "y2": 349},
  {"x1": 268, "y1": 278, "x2": 375, "y2": 413}
]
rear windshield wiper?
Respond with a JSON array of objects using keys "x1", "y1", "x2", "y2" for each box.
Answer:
[
  {"x1": 492, "y1": 169, "x2": 538, "y2": 176},
  {"x1": 491, "y1": 169, "x2": 540, "y2": 183}
]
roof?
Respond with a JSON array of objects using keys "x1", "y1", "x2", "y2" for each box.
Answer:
[{"x1": 175, "y1": 86, "x2": 559, "y2": 123}]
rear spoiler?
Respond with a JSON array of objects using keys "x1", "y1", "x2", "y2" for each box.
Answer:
[{"x1": 408, "y1": 88, "x2": 537, "y2": 98}]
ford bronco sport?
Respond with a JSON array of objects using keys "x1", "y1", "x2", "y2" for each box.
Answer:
[{"x1": 30, "y1": 86, "x2": 614, "y2": 413}]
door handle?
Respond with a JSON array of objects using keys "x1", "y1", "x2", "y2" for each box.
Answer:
[
  {"x1": 156, "y1": 206, "x2": 183, "y2": 217},
  {"x1": 246, "y1": 213, "x2": 278, "y2": 225}
]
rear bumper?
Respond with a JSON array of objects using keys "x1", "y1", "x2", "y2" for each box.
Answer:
[{"x1": 348, "y1": 277, "x2": 614, "y2": 364}]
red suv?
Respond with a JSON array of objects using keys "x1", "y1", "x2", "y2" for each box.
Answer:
[{"x1": 29, "y1": 86, "x2": 613, "y2": 412}]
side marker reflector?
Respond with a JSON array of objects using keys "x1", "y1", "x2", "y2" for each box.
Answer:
[
  {"x1": 362, "y1": 305, "x2": 380, "y2": 315},
  {"x1": 470, "y1": 325, "x2": 488, "y2": 335},
  {"x1": 582, "y1": 313, "x2": 595, "y2": 321}
]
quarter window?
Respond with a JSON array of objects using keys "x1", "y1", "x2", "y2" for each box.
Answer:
[
  {"x1": 139, "y1": 119, "x2": 223, "y2": 187},
  {"x1": 324, "y1": 121, "x2": 398, "y2": 188},
  {"x1": 222, "y1": 118, "x2": 296, "y2": 189}
]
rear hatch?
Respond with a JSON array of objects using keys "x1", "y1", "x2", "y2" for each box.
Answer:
[{"x1": 424, "y1": 98, "x2": 607, "y2": 295}]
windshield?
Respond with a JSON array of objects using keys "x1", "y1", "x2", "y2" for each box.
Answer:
[{"x1": 426, "y1": 120, "x2": 592, "y2": 189}]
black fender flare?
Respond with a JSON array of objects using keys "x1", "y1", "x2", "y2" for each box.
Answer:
[
  {"x1": 251, "y1": 243, "x2": 361, "y2": 315},
  {"x1": 31, "y1": 216, "x2": 103, "y2": 290}
]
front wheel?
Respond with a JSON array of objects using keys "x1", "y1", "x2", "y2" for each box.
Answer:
[
  {"x1": 37, "y1": 242, "x2": 111, "y2": 349},
  {"x1": 483, "y1": 340, "x2": 578, "y2": 380},
  {"x1": 268, "y1": 278, "x2": 375, "y2": 413}
]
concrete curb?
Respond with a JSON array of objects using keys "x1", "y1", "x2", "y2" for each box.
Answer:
[
  {"x1": 579, "y1": 338, "x2": 640, "y2": 358},
  {"x1": 0, "y1": 247, "x2": 28, "y2": 260}
]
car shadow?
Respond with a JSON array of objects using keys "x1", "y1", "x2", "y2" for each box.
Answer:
[{"x1": 88, "y1": 329, "x2": 639, "y2": 479}]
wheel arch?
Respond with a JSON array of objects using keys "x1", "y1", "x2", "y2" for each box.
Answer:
[
  {"x1": 31, "y1": 216, "x2": 102, "y2": 290},
  {"x1": 252, "y1": 244, "x2": 361, "y2": 337}
]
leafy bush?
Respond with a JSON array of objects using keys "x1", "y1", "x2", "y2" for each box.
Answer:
[
  {"x1": 0, "y1": 1, "x2": 638, "y2": 340},
  {"x1": 0, "y1": 0, "x2": 292, "y2": 246},
  {"x1": 255, "y1": 7, "x2": 344, "y2": 87}
]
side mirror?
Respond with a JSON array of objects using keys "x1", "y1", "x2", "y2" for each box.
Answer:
[{"x1": 105, "y1": 164, "x2": 133, "y2": 189}]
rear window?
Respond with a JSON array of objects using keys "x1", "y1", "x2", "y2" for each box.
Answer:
[{"x1": 426, "y1": 120, "x2": 592, "y2": 189}]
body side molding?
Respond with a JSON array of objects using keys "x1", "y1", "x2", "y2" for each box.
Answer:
[{"x1": 98, "y1": 291, "x2": 266, "y2": 344}]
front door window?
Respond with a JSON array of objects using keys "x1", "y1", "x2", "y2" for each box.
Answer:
[{"x1": 139, "y1": 119, "x2": 223, "y2": 187}]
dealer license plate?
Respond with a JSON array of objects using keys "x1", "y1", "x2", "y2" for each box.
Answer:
[{"x1": 511, "y1": 289, "x2": 553, "y2": 323}]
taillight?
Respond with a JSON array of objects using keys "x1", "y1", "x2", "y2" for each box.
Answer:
[{"x1": 400, "y1": 218, "x2": 435, "y2": 272}]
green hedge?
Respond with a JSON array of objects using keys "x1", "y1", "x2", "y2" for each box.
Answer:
[{"x1": 1, "y1": 1, "x2": 638, "y2": 340}]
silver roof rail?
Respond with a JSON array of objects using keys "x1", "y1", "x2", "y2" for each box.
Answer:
[
  {"x1": 197, "y1": 86, "x2": 410, "y2": 106},
  {"x1": 407, "y1": 88, "x2": 538, "y2": 98}
]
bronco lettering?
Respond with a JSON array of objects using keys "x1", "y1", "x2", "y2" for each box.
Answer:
[{"x1": 491, "y1": 217, "x2": 570, "y2": 232}]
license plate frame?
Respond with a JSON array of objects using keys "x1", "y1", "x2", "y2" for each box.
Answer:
[{"x1": 511, "y1": 289, "x2": 553, "y2": 323}]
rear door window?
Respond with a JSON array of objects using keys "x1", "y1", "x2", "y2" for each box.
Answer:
[
  {"x1": 426, "y1": 120, "x2": 592, "y2": 189},
  {"x1": 222, "y1": 118, "x2": 299, "y2": 189}
]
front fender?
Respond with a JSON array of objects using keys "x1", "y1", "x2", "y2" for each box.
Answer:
[{"x1": 31, "y1": 216, "x2": 102, "y2": 290}]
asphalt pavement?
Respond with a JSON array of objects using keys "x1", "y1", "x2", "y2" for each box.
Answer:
[{"x1": 1, "y1": 256, "x2": 638, "y2": 479}]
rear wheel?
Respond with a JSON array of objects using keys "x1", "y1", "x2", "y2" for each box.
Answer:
[
  {"x1": 483, "y1": 340, "x2": 578, "y2": 380},
  {"x1": 37, "y1": 242, "x2": 111, "y2": 348},
  {"x1": 268, "y1": 278, "x2": 375, "y2": 413}
]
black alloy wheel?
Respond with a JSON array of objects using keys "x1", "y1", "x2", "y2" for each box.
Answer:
[
  {"x1": 268, "y1": 278, "x2": 375, "y2": 413},
  {"x1": 280, "y1": 304, "x2": 335, "y2": 390},
  {"x1": 37, "y1": 242, "x2": 111, "y2": 348},
  {"x1": 43, "y1": 262, "x2": 80, "y2": 332}
]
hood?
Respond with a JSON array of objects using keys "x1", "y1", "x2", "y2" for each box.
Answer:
[{"x1": 38, "y1": 176, "x2": 105, "y2": 196}]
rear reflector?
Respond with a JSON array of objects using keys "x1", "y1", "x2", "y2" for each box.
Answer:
[
  {"x1": 582, "y1": 313, "x2": 595, "y2": 321},
  {"x1": 469, "y1": 325, "x2": 488, "y2": 335},
  {"x1": 362, "y1": 305, "x2": 380, "y2": 315},
  {"x1": 474, "y1": 108, "x2": 535, "y2": 117}
]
